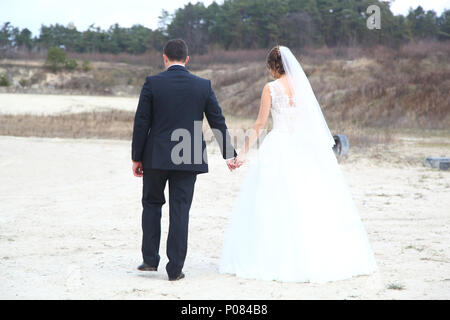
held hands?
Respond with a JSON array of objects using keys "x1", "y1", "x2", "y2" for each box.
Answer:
[
  {"x1": 132, "y1": 161, "x2": 144, "y2": 177},
  {"x1": 226, "y1": 154, "x2": 246, "y2": 172}
]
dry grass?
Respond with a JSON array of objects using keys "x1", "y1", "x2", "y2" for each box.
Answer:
[
  {"x1": 70, "y1": 49, "x2": 268, "y2": 70},
  {"x1": 328, "y1": 122, "x2": 394, "y2": 149},
  {"x1": 193, "y1": 42, "x2": 450, "y2": 131},
  {"x1": 1, "y1": 42, "x2": 448, "y2": 132},
  {"x1": 0, "y1": 111, "x2": 134, "y2": 139},
  {"x1": 69, "y1": 51, "x2": 164, "y2": 69},
  {"x1": 387, "y1": 282, "x2": 405, "y2": 290},
  {"x1": 304, "y1": 42, "x2": 450, "y2": 130},
  {"x1": 0, "y1": 109, "x2": 394, "y2": 151}
]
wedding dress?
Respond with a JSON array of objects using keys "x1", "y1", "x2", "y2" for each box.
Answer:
[{"x1": 219, "y1": 47, "x2": 377, "y2": 283}]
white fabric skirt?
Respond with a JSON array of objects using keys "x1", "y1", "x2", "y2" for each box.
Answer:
[{"x1": 219, "y1": 130, "x2": 377, "y2": 283}]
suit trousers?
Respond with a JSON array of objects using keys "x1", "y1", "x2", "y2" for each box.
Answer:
[{"x1": 141, "y1": 168, "x2": 197, "y2": 278}]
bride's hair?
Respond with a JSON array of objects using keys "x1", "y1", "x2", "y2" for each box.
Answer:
[{"x1": 266, "y1": 46, "x2": 285, "y2": 77}]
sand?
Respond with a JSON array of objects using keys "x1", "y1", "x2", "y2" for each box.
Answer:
[
  {"x1": 0, "y1": 134, "x2": 449, "y2": 300},
  {"x1": 0, "y1": 93, "x2": 137, "y2": 116}
]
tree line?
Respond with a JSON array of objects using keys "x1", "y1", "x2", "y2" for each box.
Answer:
[{"x1": 1, "y1": 0, "x2": 449, "y2": 56}]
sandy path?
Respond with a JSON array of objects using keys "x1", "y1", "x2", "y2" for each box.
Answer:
[
  {"x1": 0, "y1": 93, "x2": 137, "y2": 115},
  {"x1": 0, "y1": 136, "x2": 449, "y2": 299}
]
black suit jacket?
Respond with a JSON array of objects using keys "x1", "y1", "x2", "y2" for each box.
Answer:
[{"x1": 131, "y1": 65, "x2": 237, "y2": 173}]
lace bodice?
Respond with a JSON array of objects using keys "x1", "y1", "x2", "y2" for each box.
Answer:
[{"x1": 268, "y1": 80, "x2": 301, "y2": 132}]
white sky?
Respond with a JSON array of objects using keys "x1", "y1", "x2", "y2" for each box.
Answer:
[
  {"x1": 390, "y1": 0, "x2": 449, "y2": 16},
  {"x1": 0, "y1": 0, "x2": 215, "y2": 36},
  {"x1": 0, "y1": 0, "x2": 448, "y2": 37}
]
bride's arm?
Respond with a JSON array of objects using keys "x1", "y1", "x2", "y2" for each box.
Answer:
[{"x1": 238, "y1": 83, "x2": 271, "y2": 160}]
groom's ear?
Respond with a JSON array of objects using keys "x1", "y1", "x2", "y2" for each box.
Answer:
[{"x1": 185, "y1": 56, "x2": 190, "y2": 65}]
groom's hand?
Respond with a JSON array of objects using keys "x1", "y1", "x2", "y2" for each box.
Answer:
[{"x1": 132, "y1": 161, "x2": 144, "y2": 177}]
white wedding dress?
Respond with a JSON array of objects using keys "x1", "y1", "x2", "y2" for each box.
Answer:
[{"x1": 219, "y1": 77, "x2": 377, "y2": 283}]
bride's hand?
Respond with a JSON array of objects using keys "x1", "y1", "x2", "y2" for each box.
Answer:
[
  {"x1": 235, "y1": 153, "x2": 246, "y2": 167},
  {"x1": 226, "y1": 154, "x2": 246, "y2": 171}
]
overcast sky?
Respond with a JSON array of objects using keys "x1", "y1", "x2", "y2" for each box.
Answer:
[{"x1": 1, "y1": 0, "x2": 449, "y2": 37}]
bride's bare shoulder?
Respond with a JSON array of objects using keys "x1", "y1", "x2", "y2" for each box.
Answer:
[
  {"x1": 264, "y1": 80, "x2": 277, "y2": 96},
  {"x1": 262, "y1": 82, "x2": 271, "y2": 95}
]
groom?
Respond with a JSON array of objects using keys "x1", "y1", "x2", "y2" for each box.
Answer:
[{"x1": 131, "y1": 39, "x2": 239, "y2": 281}]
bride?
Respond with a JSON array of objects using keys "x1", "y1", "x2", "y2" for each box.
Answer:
[{"x1": 219, "y1": 46, "x2": 377, "y2": 283}]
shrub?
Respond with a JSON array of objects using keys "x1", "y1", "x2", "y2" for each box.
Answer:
[
  {"x1": 0, "y1": 73, "x2": 10, "y2": 86},
  {"x1": 64, "y1": 58, "x2": 78, "y2": 70},
  {"x1": 19, "y1": 78, "x2": 28, "y2": 87},
  {"x1": 45, "y1": 47, "x2": 67, "y2": 71},
  {"x1": 82, "y1": 59, "x2": 92, "y2": 71},
  {"x1": 45, "y1": 47, "x2": 80, "y2": 71},
  {"x1": 387, "y1": 282, "x2": 405, "y2": 290}
]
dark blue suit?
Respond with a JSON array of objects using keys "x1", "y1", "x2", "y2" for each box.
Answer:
[{"x1": 131, "y1": 65, "x2": 236, "y2": 278}]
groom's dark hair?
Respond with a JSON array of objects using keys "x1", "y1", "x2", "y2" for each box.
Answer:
[{"x1": 163, "y1": 39, "x2": 188, "y2": 62}]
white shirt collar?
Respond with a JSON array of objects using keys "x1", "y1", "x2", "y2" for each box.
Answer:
[{"x1": 168, "y1": 63, "x2": 186, "y2": 68}]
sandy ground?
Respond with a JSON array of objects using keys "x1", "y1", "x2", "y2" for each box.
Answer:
[
  {"x1": 0, "y1": 93, "x2": 137, "y2": 115},
  {"x1": 0, "y1": 135, "x2": 449, "y2": 300}
]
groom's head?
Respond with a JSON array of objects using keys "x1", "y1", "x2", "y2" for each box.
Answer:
[{"x1": 163, "y1": 39, "x2": 189, "y2": 68}]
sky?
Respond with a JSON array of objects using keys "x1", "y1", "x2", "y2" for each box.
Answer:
[{"x1": 1, "y1": 0, "x2": 449, "y2": 37}]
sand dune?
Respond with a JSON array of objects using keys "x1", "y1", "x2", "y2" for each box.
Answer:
[{"x1": 0, "y1": 135, "x2": 449, "y2": 299}]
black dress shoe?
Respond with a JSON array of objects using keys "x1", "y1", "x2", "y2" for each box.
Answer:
[
  {"x1": 137, "y1": 262, "x2": 157, "y2": 272},
  {"x1": 168, "y1": 272, "x2": 185, "y2": 281}
]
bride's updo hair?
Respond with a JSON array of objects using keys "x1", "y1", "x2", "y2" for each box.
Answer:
[{"x1": 266, "y1": 46, "x2": 285, "y2": 78}]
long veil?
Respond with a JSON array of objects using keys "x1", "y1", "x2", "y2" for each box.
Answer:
[{"x1": 279, "y1": 46, "x2": 335, "y2": 148}]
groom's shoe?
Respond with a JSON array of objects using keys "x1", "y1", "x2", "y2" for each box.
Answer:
[
  {"x1": 168, "y1": 272, "x2": 185, "y2": 281},
  {"x1": 137, "y1": 262, "x2": 157, "y2": 272}
]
